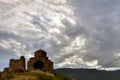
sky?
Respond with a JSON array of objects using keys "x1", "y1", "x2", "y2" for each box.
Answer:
[{"x1": 0, "y1": 0, "x2": 120, "y2": 71}]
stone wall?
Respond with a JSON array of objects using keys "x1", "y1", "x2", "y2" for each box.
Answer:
[
  {"x1": 27, "y1": 49, "x2": 54, "y2": 73},
  {"x1": 3, "y1": 49, "x2": 54, "y2": 73},
  {"x1": 8, "y1": 56, "x2": 26, "y2": 72}
]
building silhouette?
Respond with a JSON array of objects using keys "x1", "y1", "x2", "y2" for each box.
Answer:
[{"x1": 4, "y1": 49, "x2": 54, "y2": 73}]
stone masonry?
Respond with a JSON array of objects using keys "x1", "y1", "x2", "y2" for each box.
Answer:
[
  {"x1": 4, "y1": 49, "x2": 54, "y2": 73},
  {"x1": 4, "y1": 56, "x2": 25, "y2": 72},
  {"x1": 28, "y1": 49, "x2": 53, "y2": 73}
]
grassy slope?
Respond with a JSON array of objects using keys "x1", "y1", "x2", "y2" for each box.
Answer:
[{"x1": 1, "y1": 70, "x2": 69, "y2": 80}]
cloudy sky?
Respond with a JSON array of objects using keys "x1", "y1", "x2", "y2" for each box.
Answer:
[{"x1": 0, "y1": 0, "x2": 120, "y2": 71}]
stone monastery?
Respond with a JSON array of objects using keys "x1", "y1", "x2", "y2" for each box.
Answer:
[{"x1": 4, "y1": 49, "x2": 54, "y2": 73}]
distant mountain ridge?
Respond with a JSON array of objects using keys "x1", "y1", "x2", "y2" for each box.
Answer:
[{"x1": 55, "y1": 68, "x2": 120, "y2": 80}]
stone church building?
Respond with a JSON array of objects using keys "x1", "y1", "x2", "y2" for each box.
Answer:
[{"x1": 4, "y1": 49, "x2": 54, "y2": 73}]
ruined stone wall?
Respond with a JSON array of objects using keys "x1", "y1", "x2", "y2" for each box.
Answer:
[
  {"x1": 3, "y1": 49, "x2": 54, "y2": 73},
  {"x1": 9, "y1": 56, "x2": 26, "y2": 72}
]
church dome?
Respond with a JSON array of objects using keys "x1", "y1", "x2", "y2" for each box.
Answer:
[{"x1": 34, "y1": 49, "x2": 47, "y2": 58}]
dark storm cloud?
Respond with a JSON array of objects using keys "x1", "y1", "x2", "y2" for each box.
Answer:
[{"x1": 70, "y1": 0, "x2": 120, "y2": 69}]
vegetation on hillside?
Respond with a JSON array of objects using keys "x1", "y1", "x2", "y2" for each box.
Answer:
[
  {"x1": 55, "y1": 68, "x2": 120, "y2": 80},
  {"x1": 1, "y1": 70, "x2": 70, "y2": 80}
]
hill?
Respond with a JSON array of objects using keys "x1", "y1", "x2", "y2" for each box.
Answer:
[
  {"x1": 55, "y1": 68, "x2": 120, "y2": 80},
  {"x1": 0, "y1": 72, "x2": 2, "y2": 79},
  {"x1": 0, "y1": 70, "x2": 70, "y2": 80}
]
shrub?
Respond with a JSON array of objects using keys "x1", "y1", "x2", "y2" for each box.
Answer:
[
  {"x1": 3, "y1": 73, "x2": 14, "y2": 80},
  {"x1": 37, "y1": 75, "x2": 52, "y2": 80}
]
